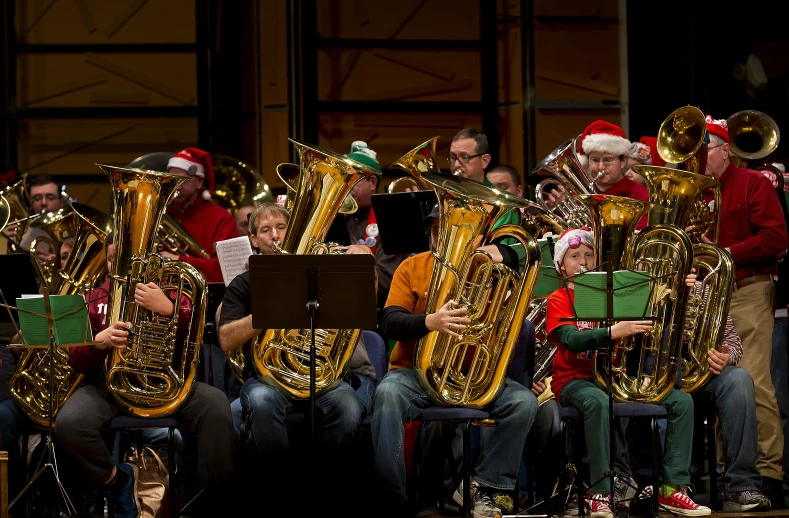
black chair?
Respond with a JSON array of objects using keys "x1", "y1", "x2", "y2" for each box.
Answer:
[
  {"x1": 108, "y1": 416, "x2": 179, "y2": 518},
  {"x1": 556, "y1": 402, "x2": 666, "y2": 516}
]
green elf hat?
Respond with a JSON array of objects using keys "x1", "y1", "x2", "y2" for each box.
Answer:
[{"x1": 346, "y1": 141, "x2": 382, "y2": 179}]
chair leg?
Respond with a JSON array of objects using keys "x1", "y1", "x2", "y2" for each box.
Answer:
[
  {"x1": 650, "y1": 418, "x2": 661, "y2": 515},
  {"x1": 570, "y1": 421, "x2": 585, "y2": 517},
  {"x1": 169, "y1": 427, "x2": 177, "y2": 518},
  {"x1": 706, "y1": 409, "x2": 719, "y2": 511},
  {"x1": 463, "y1": 421, "x2": 471, "y2": 518}
]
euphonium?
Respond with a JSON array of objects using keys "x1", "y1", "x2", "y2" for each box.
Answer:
[
  {"x1": 680, "y1": 244, "x2": 735, "y2": 392},
  {"x1": 727, "y1": 110, "x2": 780, "y2": 167},
  {"x1": 527, "y1": 298, "x2": 556, "y2": 406},
  {"x1": 251, "y1": 140, "x2": 380, "y2": 398},
  {"x1": 9, "y1": 202, "x2": 112, "y2": 428},
  {"x1": 158, "y1": 213, "x2": 211, "y2": 259},
  {"x1": 414, "y1": 171, "x2": 541, "y2": 408},
  {"x1": 0, "y1": 175, "x2": 31, "y2": 251},
  {"x1": 100, "y1": 165, "x2": 207, "y2": 418},
  {"x1": 387, "y1": 136, "x2": 439, "y2": 193},
  {"x1": 532, "y1": 138, "x2": 594, "y2": 228}
]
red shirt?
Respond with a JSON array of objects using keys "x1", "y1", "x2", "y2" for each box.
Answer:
[
  {"x1": 167, "y1": 198, "x2": 237, "y2": 283},
  {"x1": 545, "y1": 287, "x2": 598, "y2": 400},
  {"x1": 716, "y1": 162, "x2": 788, "y2": 282},
  {"x1": 595, "y1": 176, "x2": 650, "y2": 230}
]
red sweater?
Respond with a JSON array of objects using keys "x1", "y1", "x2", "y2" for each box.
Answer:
[
  {"x1": 715, "y1": 162, "x2": 788, "y2": 282},
  {"x1": 595, "y1": 176, "x2": 650, "y2": 230},
  {"x1": 545, "y1": 288, "x2": 598, "y2": 400},
  {"x1": 166, "y1": 198, "x2": 237, "y2": 283}
]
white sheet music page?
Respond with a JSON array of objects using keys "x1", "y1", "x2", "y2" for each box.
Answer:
[{"x1": 215, "y1": 236, "x2": 254, "y2": 286}]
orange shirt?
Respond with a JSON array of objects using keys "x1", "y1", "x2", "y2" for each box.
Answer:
[{"x1": 385, "y1": 251, "x2": 434, "y2": 370}]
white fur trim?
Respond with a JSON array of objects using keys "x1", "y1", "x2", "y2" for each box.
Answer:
[
  {"x1": 578, "y1": 154, "x2": 588, "y2": 169},
  {"x1": 202, "y1": 189, "x2": 212, "y2": 200},
  {"x1": 168, "y1": 156, "x2": 205, "y2": 177},
  {"x1": 581, "y1": 134, "x2": 631, "y2": 157},
  {"x1": 772, "y1": 162, "x2": 785, "y2": 173}
]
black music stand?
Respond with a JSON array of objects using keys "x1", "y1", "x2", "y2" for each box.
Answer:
[
  {"x1": 0, "y1": 254, "x2": 39, "y2": 325},
  {"x1": 371, "y1": 190, "x2": 438, "y2": 255},
  {"x1": 248, "y1": 254, "x2": 377, "y2": 445},
  {"x1": 558, "y1": 251, "x2": 660, "y2": 517}
]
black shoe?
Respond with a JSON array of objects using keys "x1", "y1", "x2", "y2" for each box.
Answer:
[
  {"x1": 763, "y1": 476, "x2": 788, "y2": 510},
  {"x1": 82, "y1": 488, "x2": 105, "y2": 516}
]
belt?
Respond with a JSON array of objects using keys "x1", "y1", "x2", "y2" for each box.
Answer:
[{"x1": 735, "y1": 274, "x2": 772, "y2": 290}]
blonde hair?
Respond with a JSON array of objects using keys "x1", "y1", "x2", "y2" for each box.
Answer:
[{"x1": 249, "y1": 203, "x2": 290, "y2": 235}]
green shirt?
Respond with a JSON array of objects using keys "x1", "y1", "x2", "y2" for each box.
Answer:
[{"x1": 483, "y1": 176, "x2": 526, "y2": 265}]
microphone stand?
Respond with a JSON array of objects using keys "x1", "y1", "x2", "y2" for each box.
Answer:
[{"x1": 9, "y1": 287, "x2": 76, "y2": 516}]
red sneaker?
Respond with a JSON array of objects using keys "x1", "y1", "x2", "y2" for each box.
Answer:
[
  {"x1": 658, "y1": 486, "x2": 711, "y2": 516},
  {"x1": 584, "y1": 493, "x2": 613, "y2": 518}
]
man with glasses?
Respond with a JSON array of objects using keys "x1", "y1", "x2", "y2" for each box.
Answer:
[
  {"x1": 161, "y1": 147, "x2": 238, "y2": 283},
  {"x1": 11, "y1": 174, "x2": 66, "y2": 267},
  {"x1": 702, "y1": 116, "x2": 788, "y2": 509}
]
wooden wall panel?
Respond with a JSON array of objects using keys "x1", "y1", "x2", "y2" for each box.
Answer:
[{"x1": 534, "y1": 109, "x2": 621, "y2": 163}]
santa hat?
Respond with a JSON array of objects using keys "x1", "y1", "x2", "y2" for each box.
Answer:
[
  {"x1": 705, "y1": 115, "x2": 730, "y2": 144},
  {"x1": 346, "y1": 141, "x2": 382, "y2": 178},
  {"x1": 167, "y1": 147, "x2": 215, "y2": 200},
  {"x1": 638, "y1": 136, "x2": 665, "y2": 167},
  {"x1": 577, "y1": 120, "x2": 631, "y2": 169},
  {"x1": 553, "y1": 227, "x2": 594, "y2": 274}
]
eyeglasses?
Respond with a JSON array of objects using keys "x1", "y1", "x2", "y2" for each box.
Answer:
[
  {"x1": 708, "y1": 144, "x2": 725, "y2": 151},
  {"x1": 446, "y1": 153, "x2": 485, "y2": 165},
  {"x1": 30, "y1": 194, "x2": 60, "y2": 203},
  {"x1": 589, "y1": 156, "x2": 618, "y2": 166}
]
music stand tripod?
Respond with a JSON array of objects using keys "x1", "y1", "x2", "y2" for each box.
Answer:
[
  {"x1": 557, "y1": 251, "x2": 658, "y2": 518},
  {"x1": 7, "y1": 287, "x2": 80, "y2": 517},
  {"x1": 249, "y1": 253, "x2": 377, "y2": 446}
]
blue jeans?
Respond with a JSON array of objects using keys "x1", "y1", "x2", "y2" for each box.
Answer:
[
  {"x1": 355, "y1": 373, "x2": 376, "y2": 420},
  {"x1": 240, "y1": 377, "x2": 362, "y2": 460},
  {"x1": 230, "y1": 397, "x2": 242, "y2": 441},
  {"x1": 371, "y1": 368, "x2": 537, "y2": 499},
  {"x1": 771, "y1": 316, "x2": 789, "y2": 488},
  {"x1": 697, "y1": 365, "x2": 761, "y2": 494}
]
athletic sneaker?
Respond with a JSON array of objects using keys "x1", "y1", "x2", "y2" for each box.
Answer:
[{"x1": 658, "y1": 486, "x2": 711, "y2": 516}]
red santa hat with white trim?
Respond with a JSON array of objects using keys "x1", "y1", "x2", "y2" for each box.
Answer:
[
  {"x1": 167, "y1": 147, "x2": 215, "y2": 200},
  {"x1": 577, "y1": 120, "x2": 632, "y2": 169}
]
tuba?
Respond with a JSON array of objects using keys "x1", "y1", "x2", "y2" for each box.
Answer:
[
  {"x1": 10, "y1": 202, "x2": 112, "y2": 428},
  {"x1": 527, "y1": 298, "x2": 556, "y2": 406},
  {"x1": 0, "y1": 175, "x2": 32, "y2": 251},
  {"x1": 251, "y1": 140, "x2": 380, "y2": 398},
  {"x1": 277, "y1": 162, "x2": 358, "y2": 215},
  {"x1": 100, "y1": 165, "x2": 207, "y2": 418},
  {"x1": 387, "y1": 136, "x2": 440, "y2": 193},
  {"x1": 0, "y1": 196, "x2": 9, "y2": 233},
  {"x1": 532, "y1": 138, "x2": 594, "y2": 228},
  {"x1": 211, "y1": 155, "x2": 274, "y2": 214},
  {"x1": 575, "y1": 194, "x2": 689, "y2": 404},
  {"x1": 414, "y1": 171, "x2": 541, "y2": 407},
  {"x1": 727, "y1": 110, "x2": 780, "y2": 167}
]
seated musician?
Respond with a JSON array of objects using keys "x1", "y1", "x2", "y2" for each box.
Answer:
[
  {"x1": 55, "y1": 254, "x2": 236, "y2": 518},
  {"x1": 372, "y1": 204, "x2": 538, "y2": 518},
  {"x1": 160, "y1": 148, "x2": 238, "y2": 283},
  {"x1": 218, "y1": 202, "x2": 376, "y2": 506},
  {"x1": 234, "y1": 203, "x2": 256, "y2": 238},
  {"x1": 545, "y1": 228, "x2": 709, "y2": 518},
  {"x1": 545, "y1": 122, "x2": 649, "y2": 230},
  {"x1": 324, "y1": 141, "x2": 409, "y2": 324}
]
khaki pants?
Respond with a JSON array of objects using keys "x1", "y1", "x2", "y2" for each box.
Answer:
[{"x1": 728, "y1": 280, "x2": 784, "y2": 479}]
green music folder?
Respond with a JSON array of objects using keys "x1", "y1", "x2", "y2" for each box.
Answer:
[
  {"x1": 572, "y1": 270, "x2": 651, "y2": 320},
  {"x1": 16, "y1": 294, "x2": 92, "y2": 346},
  {"x1": 533, "y1": 238, "x2": 560, "y2": 298}
]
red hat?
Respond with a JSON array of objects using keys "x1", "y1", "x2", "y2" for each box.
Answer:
[
  {"x1": 705, "y1": 115, "x2": 730, "y2": 144},
  {"x1": 577, "y1": 120, "x2": 631, "y2": 169},
  {"x1": 638, "y1": 136, "x2": 665, "y2": 167},
  {"x1": 168, "y1": 148, "x2": 214, "y2": 200}
]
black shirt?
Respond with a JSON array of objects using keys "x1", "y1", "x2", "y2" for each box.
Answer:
[{"x1": 218, "y1": 270, "x2": 255, "y2": 381}]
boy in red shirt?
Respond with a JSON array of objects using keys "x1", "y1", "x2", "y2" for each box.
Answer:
[{"x1": 545, "y1": 228, "x2": 709, "y2": 518}]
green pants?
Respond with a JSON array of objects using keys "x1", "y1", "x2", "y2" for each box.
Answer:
[{"x1": 560, "y1": 378, "x2": 693, "y2": 493}]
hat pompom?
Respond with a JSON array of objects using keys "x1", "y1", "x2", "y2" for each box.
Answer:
[
  {"x1": 772, "y1": 162, "x2": 785, "y2": 173},
  {"x1": 202, "y1": 189, "x2": 212, "y2": 201},
  {"x1": 705, "y1": 115, "x2": 730, "y2": 143},
  {"x1": 346, "y1": 141, "x2": 382, "y2": 174},
  {"x1": 350, "y1": 141, "x2": 377, "y2": 160}
]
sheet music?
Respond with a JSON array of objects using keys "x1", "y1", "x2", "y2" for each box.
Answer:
[{"x1": 216, "y1": 236, "x2": 254, "y2": 286}]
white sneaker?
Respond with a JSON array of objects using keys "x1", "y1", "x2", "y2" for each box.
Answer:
[
  {"x1": 585, "y1": 493, "x2": 614, "y2": 518},
  {"x1": 453, "y1": 480, "x2": 503, "y2": 518}
]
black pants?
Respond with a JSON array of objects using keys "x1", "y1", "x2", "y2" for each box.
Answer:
[{"x1": 55, "y1": 382, "x2": 235, "y2": 491}]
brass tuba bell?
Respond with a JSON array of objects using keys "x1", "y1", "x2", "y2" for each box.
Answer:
[
  {"x1": 100, "y1": 164, "x2": 208, "y2": 418},
  {"x1": 251, "y1": 140, "x2": 379, "y2": 398},
  {"x1": 211, "y1": 155, "x2": 274, "y2": 214},
  {"x1": 387, "y1": 136, "x2": 440, "y2": 193},
  {"x1": 277, "y1": 162, "x2": 357, "y2": 215},
  {"x1": 532, "y1": 138, "x2": 594, "y2": 228},
  {"x1": 0, "y1": 174, "x2": 31, "y2": 252},
  {"x1": 657, "y1": 106, "x2": 709, "y2": 175},
  {"x1": 414, "y1": 171, "x2": 541, "y2": 408},
  {"x1": 727, "y1": 110, "x2": 780, "y2": 165}
]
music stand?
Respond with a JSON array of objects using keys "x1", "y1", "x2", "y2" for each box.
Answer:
[
  {"x1": 0, "y1": 254, "x2": 39, "y2": 325},
  {"x1": 558, "y1": 251, "x2": 661, "y2": 516},
  {"x1": 371, "y1": 190, "x2": 437, "y2": 255},
  {"x1": 249, "y1": 254, "x2": 377, "y2": 444}
]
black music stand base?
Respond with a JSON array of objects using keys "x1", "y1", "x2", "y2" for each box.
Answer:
[{"x1": 9, "y1": 288, "x2": 76, "y2": 516}]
